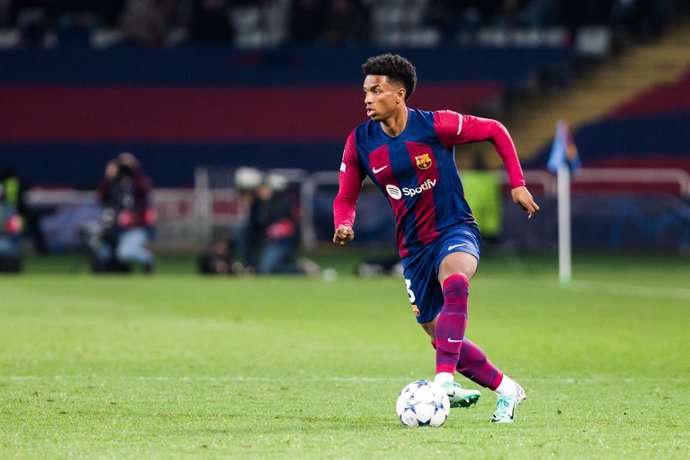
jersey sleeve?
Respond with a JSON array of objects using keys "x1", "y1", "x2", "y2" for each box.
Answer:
[
  {"x1": 333, "y1": 131, "x2": 366, "y2": 229},
  {"x1": 434, "y1": 110, "x2": 526, "y2": 189}
]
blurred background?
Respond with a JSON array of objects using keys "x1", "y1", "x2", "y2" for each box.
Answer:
[{"x1": 1, "y1": 0, "x2": 689, "y2": 274}]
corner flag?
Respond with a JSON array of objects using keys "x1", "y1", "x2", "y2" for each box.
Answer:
[
  {"x1": 547, "y1": 120, "x2": 580, "y2": 286},
  {"x1": 547, "y1": 120, "x2": 581, "y2": 174}
]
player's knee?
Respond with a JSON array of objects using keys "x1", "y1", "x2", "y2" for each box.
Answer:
[
  {"x1": 442, "y1": 273, "x2": 469, "y2": 297},
  {"x1": 441, "y1": 274, "x2": 469, "y2": 315}
]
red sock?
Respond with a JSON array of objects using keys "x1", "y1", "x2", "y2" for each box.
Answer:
[
  {"x1": 456, "y1": 338, "x2": 503, "y2": 390},
  {"x1": 435, "y1": 274, "x2": 469, "y2": 375}
]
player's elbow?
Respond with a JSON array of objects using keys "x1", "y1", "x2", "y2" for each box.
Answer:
[{"x1": 492, "y1": 119, "x2": 510, "y2": 137}]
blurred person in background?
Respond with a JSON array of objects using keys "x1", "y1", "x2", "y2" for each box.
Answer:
[
  {"x1": 254, "y1": 172, "x2": 301, "y2": 274},
  {"x1": 118, "y1": 0, "x2": 176, "y2": 46},
  {"x1": 323, "y1": 0, "x2": 371, "y2": 46},
  {"x1": 234, "y1": 168, "x2": 318, "y2": 275},
  {"x1": 9, "y1": 0, "x2": 56, "y2": 46},
  {"x1": 333, "y1": 53, "x2": 539, "y2": 423},
  {"x1": 288, "y1": 0, "x2": 326, "y2": 43},
  {"x1": 234, "y1": 166, "x2": 264, "y2": 273},
  {"x1": 0, "y1": 165, "x2": 47, "y2": 253},
  {"x1": 189, "y1": 0, "x2": 234, "y2": 44},
  {"x1": 460, "y1": 151, "x2": 503, "y2": 247},
  {"x1": 0, "y1": 183, "x2": 23, "y2": 272},
  {"x1": 91, "y1": 152, "x2": 156, "y2": 273},
  {"x1": 197, "y1": 238, "x2": 241, "y2": 275}
]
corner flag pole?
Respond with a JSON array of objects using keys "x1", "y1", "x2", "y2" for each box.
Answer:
[
  {"x1": 556, "y1": 162, "x2": 572, "y2": 285},
  {"x1": 548, "y1": 120, "x2": 579, "y2": 286}
]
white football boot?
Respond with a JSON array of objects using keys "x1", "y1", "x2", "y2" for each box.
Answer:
[{"x1": 490, "y1": 381, "x2": 526, "y2": 423}]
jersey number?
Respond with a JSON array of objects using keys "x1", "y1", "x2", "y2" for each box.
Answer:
[{"x1": 405, "y1": 279, "x2": 416, "y2": 303}]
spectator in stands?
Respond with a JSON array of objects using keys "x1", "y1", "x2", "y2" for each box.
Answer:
[
  {"x1": 189, "y1": 0, "x2": 234, "y2": 44},
  {"x1": 612, "y1": 0, "x2": 669, "y2": 40},
  {"x1": 559, "y1": 0, "x2": 614, "y2": 31},
  {"x1": 118, "y1": 0, "x2": 175, "y2": 46},
  {"x1": 93, "y1": 0, "x2": 128, "y2": 28},
  {"x1": 0, "y1": 1, "x2": 9, "y2": 27},
  {"x1": 288, "y1": 0, "x2": 326, "y2": 43},
  {"x1": 324, "y1": 0, "x2": 371, "y2": 46},
  {"x1": 92, "y1": 152, "x2": 156, "y2": 273},
  {"x1": 9, "y1": 0, "x2": 55, "y2": 46},
  {"x1": 8, "y1": 0, "x2": 58, "y2": 28},
  {"x1": 0, "y1": 183, "x2": 23, "y2": 272}
]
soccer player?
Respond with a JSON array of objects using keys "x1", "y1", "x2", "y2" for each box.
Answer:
[{"x1": 332, "y1": 54, "x2": 540, "y2": 423}]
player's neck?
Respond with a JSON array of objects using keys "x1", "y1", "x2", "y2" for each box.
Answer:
[{"x1": 380, "y1": 106, "x2": 408, "y2": 138}]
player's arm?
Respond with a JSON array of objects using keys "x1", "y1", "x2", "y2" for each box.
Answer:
[
  {"x1": 333, "y1": 132, "x2": 366, "y2": 245},
  {"x1": 434, "y1": 111, "x2": 540, "y2": 219}
]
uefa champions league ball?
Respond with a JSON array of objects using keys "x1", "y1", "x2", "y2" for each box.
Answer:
[{"x1": 396, "y1": 380, "x2": 450, "y2": 427}]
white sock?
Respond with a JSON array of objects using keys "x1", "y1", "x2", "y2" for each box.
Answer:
[
  {"x1": 494, "y1": 374, "x2": 517, "y2": 397},
  {"x1": 434, "y1": 372, "x2": 454, "y2": 385}
]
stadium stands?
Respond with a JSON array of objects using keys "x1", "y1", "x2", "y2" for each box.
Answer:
[{"x1": 0, "y1": 46, "x2": 571, "y2": 187}]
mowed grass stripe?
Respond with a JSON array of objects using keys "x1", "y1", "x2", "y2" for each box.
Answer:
[{"x1": 1, "y1": 253, "x2": 689, "y2": 459}]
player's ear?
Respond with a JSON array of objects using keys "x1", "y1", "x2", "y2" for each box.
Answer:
[{"x1": 396, "y1": 87, "x2": 406, "y2": 104}]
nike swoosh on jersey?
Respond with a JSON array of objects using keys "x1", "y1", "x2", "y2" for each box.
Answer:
[
  {"x1": 372, "y1": 165, "x2": 388, "y2": 174},
  {"x1": 447, "y1": 338, "x2": 463, "y2": 343},
  {"x1": 448, "y1": 243, "x2": 467, "y2": 250}
]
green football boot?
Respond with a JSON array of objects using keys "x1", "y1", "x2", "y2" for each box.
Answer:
[{"x1": 440, "y1": 381, "x2": 481, "y2": 408}]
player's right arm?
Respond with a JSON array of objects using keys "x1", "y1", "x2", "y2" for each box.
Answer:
[{"x1": 333, "y1": 131, "x2": 366, "y2": 245}]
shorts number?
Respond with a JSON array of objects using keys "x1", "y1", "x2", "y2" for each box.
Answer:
[{"x1": 404, "y1": 279, "x2": 416, "y2": 303}]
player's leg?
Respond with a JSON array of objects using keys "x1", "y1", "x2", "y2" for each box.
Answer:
[
  {"x1": 431, "y1": 224, "x2": 481, "y2": 388},
  {"x1": 437, "y1": 248, "x2": 525, "y2": 422},
  {"x1": 404, "y1": 251, "x2": 481, "y2": 409},
  {"x1": 426, "y1": 314, "x2": 525, "y2": 419},
  {"x1": 434, "y1": 251, "x2": 476, "y2": 384},
  {"x1": 420, "y1": 250, "x2": 482, "y2": 408}
]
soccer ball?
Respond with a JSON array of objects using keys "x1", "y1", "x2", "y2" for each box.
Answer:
[{"x1": 396, "y1": 380, "x2": 450, "y2": 427}]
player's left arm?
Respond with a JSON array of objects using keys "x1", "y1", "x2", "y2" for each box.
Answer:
[{"x1": 434, "y1": 111, "x2": 540, "y2": 219}]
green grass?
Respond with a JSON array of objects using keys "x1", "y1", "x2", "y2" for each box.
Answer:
[{"x1": 1, "y1": 252, "x2": 689, "y2": 459}]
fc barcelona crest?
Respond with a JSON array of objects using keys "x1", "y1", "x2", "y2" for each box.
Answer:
[{"x1": 415, "y1": 153, "x2": 432, "y2": 170}]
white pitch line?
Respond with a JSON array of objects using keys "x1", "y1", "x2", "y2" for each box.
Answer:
[
  {"x1": 569, "y1": 280, "x2": 690, "y2": 301},
  {"x1": 1, "y1": 375, "x2": 688, "y2": 384}
]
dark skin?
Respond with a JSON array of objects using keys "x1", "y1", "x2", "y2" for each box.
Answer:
[{"x1": 333, "y1": 74, "x2": 540, "y2": 338}]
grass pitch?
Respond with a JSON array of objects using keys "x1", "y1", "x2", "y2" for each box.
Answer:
[{"x1": 1, "y1": 252, "x2": 688, "y2": 459}]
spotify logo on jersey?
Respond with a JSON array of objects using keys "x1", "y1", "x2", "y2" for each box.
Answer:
[
  {"x1": 386, "y1": 179, "x2": 437, "y2": 200},
  {"x1": 386, "y1": 185, "x2": 402, "y2": 200}
]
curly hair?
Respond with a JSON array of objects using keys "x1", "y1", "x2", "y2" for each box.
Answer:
[{"x1": 361, "y1": 53, "x2": 417, "y2": 101}]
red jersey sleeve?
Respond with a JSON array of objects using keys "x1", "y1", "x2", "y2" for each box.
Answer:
[
  {"x1": 333, "y1": 131, "x2": 366, "y2": 229},
  {"x1": 434, "y1": 110, "x2": 526, "y2": 189}
]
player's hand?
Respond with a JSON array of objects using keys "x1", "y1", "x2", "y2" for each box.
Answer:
[
  {"x1": 333, "y1": 225, "x2": 355, "y2": 245},
  {"x1": 511, "y1": 186, "x2": 540, "y2": 219}
]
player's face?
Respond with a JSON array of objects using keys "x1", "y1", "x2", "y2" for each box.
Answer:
[{"x1": 363, "y1": 75, "x2": 404, "y2": 121}]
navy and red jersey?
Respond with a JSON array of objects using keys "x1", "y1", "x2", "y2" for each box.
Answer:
[{"x1": 333, "y1": 108, "x2": 525, "y2": 258}]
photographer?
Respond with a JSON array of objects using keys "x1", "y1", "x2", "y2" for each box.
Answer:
[{"x1": 92, "y1": 153, "x2": 156, "y2": 273}]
